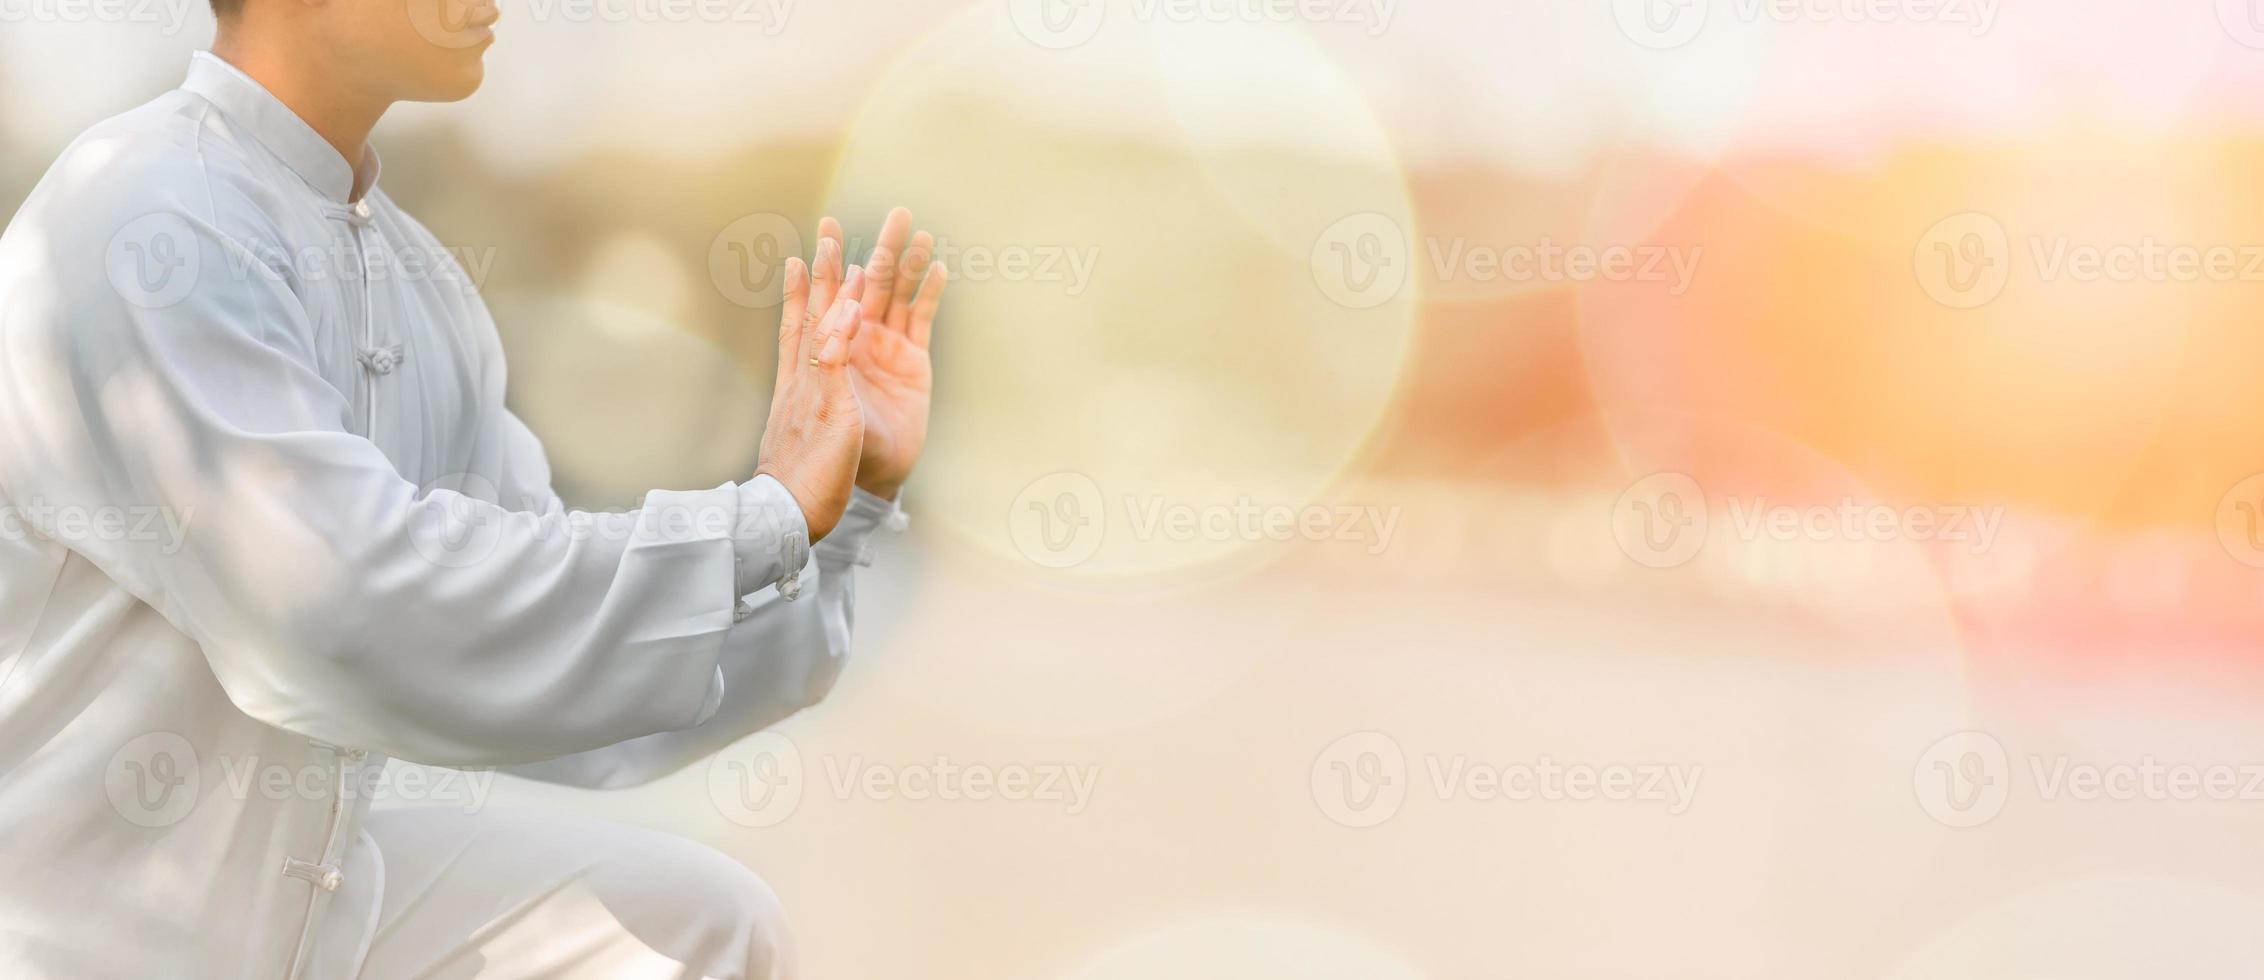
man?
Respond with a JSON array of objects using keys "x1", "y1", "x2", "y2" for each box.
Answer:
[{"x1": 0, "y1": 0, "x2": 949, "y2": 973}]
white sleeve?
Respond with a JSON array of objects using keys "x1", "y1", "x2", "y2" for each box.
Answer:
[
  {"x1": 504, "y1": 488, "x2": 897, "y2": 788},
  {"x1": 0, "y1": 185, "x2": 809, "y2": 767}
]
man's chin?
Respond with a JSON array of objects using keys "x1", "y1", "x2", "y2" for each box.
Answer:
[{"x1": 408, "y1": 60, "x2": 487, "y2": 104}]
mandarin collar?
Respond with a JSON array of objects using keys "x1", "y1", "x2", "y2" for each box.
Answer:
[{"x1": 180, "y1": 51, "x2": 383, "y2": 205}]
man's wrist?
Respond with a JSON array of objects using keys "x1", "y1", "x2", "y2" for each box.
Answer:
[
  {"x1": 755, "y1": 464, "x2": 839, "y2": 541},
  {"x1": 817, "y1": 487, "x2": 905, "y2": 567},
  {"x1": 734, "y1": 475, "x2": 812, "y2": 595},
  {"x1": 852, "y1": 451, "x2": 908, "y2": 500}
]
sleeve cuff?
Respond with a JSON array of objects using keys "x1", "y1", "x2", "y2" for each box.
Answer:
[
  {"x1": 815, "y1": 488, "x2": 904, "y2": 568},
  {"x1": 732, "y1": 474, "x2": 811, "y2": 596}
]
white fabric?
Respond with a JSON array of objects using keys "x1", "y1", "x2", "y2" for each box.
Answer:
[
  {"x1": 0, "y1": 51, "x2": 894, "y2": 978},
  {"x1": 357, "y1": 808, "x2": 795, "y2": 980}
]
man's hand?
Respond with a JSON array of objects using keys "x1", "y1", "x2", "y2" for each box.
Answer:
[
  {"x1": 812, "y1": 209, "x2": 948, "y2": 501},
  {"x1": 756, "y1": 244, "x2": 869, "y2": 542}
]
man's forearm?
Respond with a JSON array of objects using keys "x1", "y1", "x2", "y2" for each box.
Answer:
[{"x1": 505, "y1": 489, "x2": 900, "y2": 789}]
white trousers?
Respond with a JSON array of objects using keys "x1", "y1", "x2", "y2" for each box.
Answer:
[{"x1": 355, "y1": 809, "x2": 795, "y2": 980}]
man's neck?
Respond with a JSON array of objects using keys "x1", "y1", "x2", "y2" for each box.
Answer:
[{"x1": 209, "y1": 32, "x2": 388, "y2": 195}]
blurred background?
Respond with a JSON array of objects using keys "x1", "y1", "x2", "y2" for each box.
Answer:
[{"x1": 12, "y1": 1, "x2": 2264, "y2": 976}]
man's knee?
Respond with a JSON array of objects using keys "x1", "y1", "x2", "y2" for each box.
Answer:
[
  {"x1": 692, "y1": 849, "x2": 795, "y2": 980},
  {"x1": 616, "y1": 833, "x2": 796, "y2": 980},
  {"x1": 362, "y1": 808, "x2": 799, "y2": 980}
]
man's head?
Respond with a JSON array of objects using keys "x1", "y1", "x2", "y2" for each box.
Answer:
[{"x1": 211, "y1": 0, "x2": 500, "y2": 104}]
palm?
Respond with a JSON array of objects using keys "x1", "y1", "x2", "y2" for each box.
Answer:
[
  {"x1": 850, "y1": 320, "x2": 930, "y2": 491},
  {"x1": 809, "y1": 209, "x2": 949, "y2": 499}
]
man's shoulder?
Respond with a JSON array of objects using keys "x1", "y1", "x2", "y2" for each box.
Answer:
[
  {"x1": 25, "y1": 91, "x2": 295, "y2": 247},
  {"x1": 0, "y1": 92, "x2": 314, "y2": 337}
]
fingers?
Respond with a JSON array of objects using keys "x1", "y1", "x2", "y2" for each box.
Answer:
[
  {"x1": 809, "y1": 235, "x2": 844, "y2": 327},
  {"x1": 887, "y1": 231, "x2": 934, "y2": 333},
  {"x1": 908, "y1": 261, "x2": 948, "y2": 349},
  {"x1": 815, "y1": 298, "x2": 863, "y2": 369},
  {"x1": 801, "y1": 265, "x2": 866, "y2": 368},
  {"x1": 815, "y1": 216, "x2": 844, "y2": 315},
  {"x1": 775, "y1": 256, "x2": 810, "y2": 386},
  {"x1": 860, "y1": 207, "x2": 915, "y2": 317}
]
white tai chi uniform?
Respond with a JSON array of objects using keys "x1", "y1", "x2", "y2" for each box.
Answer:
[{"x1": 0, "y1": 52, "x2": 898, "y2": 979}]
